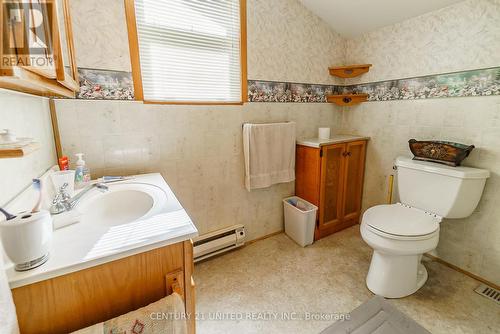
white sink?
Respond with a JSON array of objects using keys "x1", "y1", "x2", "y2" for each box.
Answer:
[
  {"x1": 76, "y1": 183, "x2": 168, "y2": 226},
  {"x1": 5, "y1": 172, "x2": 199, "y2": 289}
]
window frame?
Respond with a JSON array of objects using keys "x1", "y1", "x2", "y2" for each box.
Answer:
[{"x1": 124, "y1": 0, "x2": 247, "y2": 105}]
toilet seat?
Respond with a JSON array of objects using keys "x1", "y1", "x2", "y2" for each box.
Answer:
[{"x1": 363, "y1": 203, "x2": 441, "y2": 240}]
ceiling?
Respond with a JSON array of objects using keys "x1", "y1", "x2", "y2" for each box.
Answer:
[{"x1": 299, "y1": 0, "x2": 465, "y2": 38}]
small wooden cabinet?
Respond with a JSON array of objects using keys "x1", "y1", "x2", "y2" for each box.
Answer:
[{"x1": 296, "y1": 140, "x2": 367, "y2": 240}]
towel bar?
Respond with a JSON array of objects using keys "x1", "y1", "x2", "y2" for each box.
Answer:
[{"x1": 242, "y1": 121, "x2": 291, "y2": 128}]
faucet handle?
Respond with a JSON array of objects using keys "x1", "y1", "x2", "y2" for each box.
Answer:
[
  {"x1": 51, "y1": 183, "x2": 71, "y2": 214},
  {"x1": 57, "y1": 183, "x2": 71, "y2": 199},
  {"x1": 58, "y1": 182, "x2": 68, "y2": 191},
  {"x1": 51, "y1": 193, "x2": 67, "y2": 214}
]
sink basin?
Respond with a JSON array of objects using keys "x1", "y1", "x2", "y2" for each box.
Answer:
[
  {"x1": 80, "y1": 189, "x2": 154, "y2": 226},
  {"x1": 55, "y1": 181, "x2": 172, "y2": 228}
]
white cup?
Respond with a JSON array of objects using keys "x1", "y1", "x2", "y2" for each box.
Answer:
[
  {"x1": 51, "y1": 170, "x2": 76, "y2": 197},
  {"x1": 318, "y1": 127, "x2": 331, "y2": 139}
]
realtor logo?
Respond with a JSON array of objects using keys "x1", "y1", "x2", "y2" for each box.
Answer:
[{"x1": 1, "y1": 0, "x2": 55, "y2": 68}]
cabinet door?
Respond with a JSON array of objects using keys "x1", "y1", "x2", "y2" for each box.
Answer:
[
  {"x1": 12, "y1": 243, "x2": 187, "y2": 334},
  {"x1": 318, "y1": 143, "x2": 346, "y2": 237},
  {"x1": 341, "y1": 140, "x2": 367, "y2": 221}
]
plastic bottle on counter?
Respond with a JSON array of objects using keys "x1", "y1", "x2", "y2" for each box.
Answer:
[{"x1": 74, "y1": 153, "x2": 91, "y2": 188}]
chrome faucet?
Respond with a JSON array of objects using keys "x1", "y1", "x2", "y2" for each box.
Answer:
[{"x1": 51, "y1": 182, "x2": 109, "y2": 215}]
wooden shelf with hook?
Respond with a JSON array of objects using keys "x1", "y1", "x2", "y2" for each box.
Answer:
[
  {"x1": 329, "y1": 64, "x2": 372, "y2": 78},
  {"x1": 327, "y1": 93, "x2": 368, "y2": 106}
]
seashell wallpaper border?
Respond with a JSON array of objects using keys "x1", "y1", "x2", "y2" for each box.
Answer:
[
  {"x1": 76, "y1": 66, "x2": 500, "y2": 102},
  {"x1": 77, "y1": 68, "x2": 134, "y2": 100},
  {"x1": 345, "y1": 67, "x2": 500, "y2": 102}
]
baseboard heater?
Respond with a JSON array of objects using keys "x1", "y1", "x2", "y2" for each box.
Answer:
[{"x1": 193, "y1": 224, "x2": 246, "y2": 262}]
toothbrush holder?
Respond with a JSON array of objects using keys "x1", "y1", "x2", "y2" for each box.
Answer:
[{"x1": 0, "y1": 210, "x2": 53, "y2": 271}]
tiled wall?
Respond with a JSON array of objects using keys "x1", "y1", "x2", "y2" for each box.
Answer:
[
  {"x1": 55, "y1": 0, "x2": 344, "y2": 240},
  {"x1": 55, "y1": 100, "x2": 341, "y2": 240},
  {"x1": 342, "y1": 0, "x2": 500, "y2": 284},
  {"x1": 0, "y1": 89, "x2": 57, "y2": 206}
]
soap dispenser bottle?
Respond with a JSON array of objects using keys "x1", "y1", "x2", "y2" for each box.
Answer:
[{"x1": 74, "y1": 153, "x2": 91, "y2": 188}]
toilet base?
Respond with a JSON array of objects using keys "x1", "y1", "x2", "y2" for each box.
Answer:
[{"x1": 366, "y1": 251, "x2": 428, "y2": 298}]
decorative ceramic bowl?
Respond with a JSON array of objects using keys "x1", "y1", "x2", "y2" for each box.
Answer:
[{"x1": 408, "y1": 139, "x2": 475, "y2": 167}]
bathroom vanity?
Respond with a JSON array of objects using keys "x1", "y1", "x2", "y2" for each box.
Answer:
[
  {"x1": 5, "y1": 173, "x2": 198, "y2": 334},
  {"x1": 296, "y1": 135, "x2": 369, "y2": 240},
  {"x1": 11, "y1": 241, "x2": 195, "y2": 334}
]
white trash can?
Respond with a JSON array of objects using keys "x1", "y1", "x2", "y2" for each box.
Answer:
[{"x1": 283, "y1": 196, "x2": 318, "y2": 247}]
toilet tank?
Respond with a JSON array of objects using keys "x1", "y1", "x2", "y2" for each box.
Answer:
[{"x1": 395, "y1": 156, "x2": 489, "y2": 218}]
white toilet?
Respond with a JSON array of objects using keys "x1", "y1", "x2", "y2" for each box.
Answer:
[{"x1": 361, "y1": 156, "x2": 489, "y2": 298}]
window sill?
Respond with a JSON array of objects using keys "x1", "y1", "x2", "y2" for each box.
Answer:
[{"x1": 142, "y1": 100, "x2": 245, "y2": 106}]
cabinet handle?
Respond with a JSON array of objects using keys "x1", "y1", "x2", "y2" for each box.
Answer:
[
  {"x1": 347, "y1": 152, "x2": 352, "y2": 157},
  {"x1": 342, "y1": 151, "x2": 352, "y2": 157}
]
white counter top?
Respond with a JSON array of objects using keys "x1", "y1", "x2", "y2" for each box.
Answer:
[
  {"x1": 5, "y1": 173, "x2": 198, "y2": 289},
  {"x1": 297, "y1": 134, "x2": 370, "y2": 148}
]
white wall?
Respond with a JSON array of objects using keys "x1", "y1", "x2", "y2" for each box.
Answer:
[
  {"x1": 343, "y1": 0, "x2": 500, "y2": 284},
  {"x1": 0, "y1": 89, "x2": 57, "y2": 206}
]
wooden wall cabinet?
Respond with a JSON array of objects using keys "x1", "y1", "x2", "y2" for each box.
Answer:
[
  {"x1": 0, "y1": 0, "x2": 78, "y2": 97},
  {"x1": 296, "y1": 140, "x2": 367, "y2": 240},
  {"x1": 11, "y1": 240, "x2": 196, "y2": 334}
]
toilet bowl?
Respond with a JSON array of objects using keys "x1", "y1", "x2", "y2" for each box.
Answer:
[
  {"x1": 361, "y1": 203, "x2": 440, "y2": 298},
  {"x1": 361, "y1": 156, "x2": 489, "y2": 298}
]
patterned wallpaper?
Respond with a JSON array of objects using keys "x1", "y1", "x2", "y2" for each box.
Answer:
[
  {"x1": 247, "y1": 80, "x2": 341, "y2": 103},
  {"x1": 247, "y1": 0, "x2": 345, "y2": 85},
  {"x1": 70, "y1": 0, "x2": 131, "y2": 72},
  {"x1": 77, "y1": 67, "x2": 500, "y2": 102},
  {"x1": 345, "y1": 0, "x2": 500, "y2": 84},
  {"x1": 345, "y1": 67, "x2": 500, "y2": 101},
  {"x1": 72, "y1": 0, "x2": 500, "y2": 104},
  {"x1": 77, "y1": 68, "x2": 134, "y2": 100}
]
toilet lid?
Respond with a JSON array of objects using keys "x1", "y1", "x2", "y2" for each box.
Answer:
[{"x1": 363, "y1": 204, "x2": 440, "y2": 237}]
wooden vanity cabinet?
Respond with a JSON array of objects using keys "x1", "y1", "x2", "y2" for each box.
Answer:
[
  {"x1": 296, "y1": 140, "x2": 367, "y2": 240},
  {"x1": 11, "y1": 240, "x2": 196, "y2": 334}
]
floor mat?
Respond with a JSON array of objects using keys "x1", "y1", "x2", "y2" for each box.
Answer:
[{"x1": 320, "y1": 296, "x2": 431, "y2": 334}]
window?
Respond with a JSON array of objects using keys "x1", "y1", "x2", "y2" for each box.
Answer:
[{"x1": 125, "y1": 0, "x2": 247, "y2": 104}]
